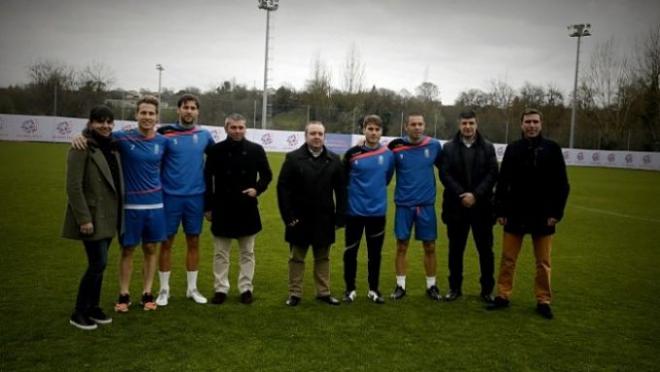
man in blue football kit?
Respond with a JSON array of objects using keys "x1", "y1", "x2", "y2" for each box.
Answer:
[
  {"x1": 114, "y1": 96, "x2": 169, "y2": 312},
  {"x1": 155, "y1": 94, "x2": 215, "y2": 306},
  {"x1": 387, "y1": 114, "x2": 443, "y2": 301},
  {"x1": 342, "y1": 115, "x2": 394, "y2": 304}
]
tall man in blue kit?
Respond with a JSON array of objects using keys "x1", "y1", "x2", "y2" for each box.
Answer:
[
  {"x1": 113, "y1": 96, "x2": 169, "y2": 312},
  {"x1": 342, "y1": 115, "x2": 394, "y2": 304},
  {"x1": 155, "y1": 94, "x2": 215, "y2": 306},
  {"x1": 388, "y1": 113, "x2": 443, "y2": 301}
]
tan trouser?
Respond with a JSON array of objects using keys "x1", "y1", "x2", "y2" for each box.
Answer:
[
  {"x1": 213, "y1": 234, "x2": 256, "y2": 294},
  {"x1": 496, "y1": 232, "x2": 552, "y2": 304},
  {"x1": 288, "y1": 244, "x2": 330, "y2": 297}
]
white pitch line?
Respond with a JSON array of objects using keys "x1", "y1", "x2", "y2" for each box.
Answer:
[{"x1": 572, "y1": 205, "x2": 660, "y2": 223}]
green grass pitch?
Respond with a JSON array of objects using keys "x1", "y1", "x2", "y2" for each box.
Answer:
[{"x1": 1, "y1": 141, "x2": 659, "y2": 371}]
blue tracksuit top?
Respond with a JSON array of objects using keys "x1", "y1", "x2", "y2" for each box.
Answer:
[
  {"x1": 114, "y1": 129, "x2": 168, "y2": 206},
  {"x1": 343, "y1": 144, "x2": 395, "y2": 216},
  {"x1": 388, "y1": 135, "x2": 442, "y2": 207},
  {"x1": 158, "y1": 123, "x2": 215, "y2": 196}
]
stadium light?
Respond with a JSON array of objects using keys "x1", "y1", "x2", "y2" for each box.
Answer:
[
  {"x1": 568, "y1": 23, "x2": 591, "y2": 148},
  {"x1": 258, "y1": 0, "x2": 279, "y2": 129},
  {"x1": 156, "y1": 64, "x2": 164, "y2": 124}
]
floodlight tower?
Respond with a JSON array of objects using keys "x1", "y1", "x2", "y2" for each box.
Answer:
[
  {"x1": 568, "y1": 23, "x2": 591, "y2": 148},
  {"x1": 258, "y1": 0, "x2": 279, "y2": 129},
  {"x1": 156, "y1": 63, "x2": 164, "y2": 123}
]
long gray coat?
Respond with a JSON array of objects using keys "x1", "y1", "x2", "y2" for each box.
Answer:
[{"x1": 61, "y1": 141, "x2": 122, "y2": 241}]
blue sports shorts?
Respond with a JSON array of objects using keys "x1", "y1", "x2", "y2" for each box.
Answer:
[
  {"x1": 120, "y1": 208, "x2": 166, "y2": 247},
  {"x1": 163, "y1": 193, "x2": 205, "y2": 236},
  {"x1": 394, "y1": 205, "x2": 437, "y2": 241}
]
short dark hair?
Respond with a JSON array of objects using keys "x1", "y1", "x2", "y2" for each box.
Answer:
[
  {"x1": 88, "y1": 105, "x2": 114, "y2": 123},
  {"x1": 177, "y1": 94, "x2": 200, "y2": 109},
  {"x1": 458, "y1": 110, "x2": 477, "y2": 120},
  {"x1": 304, "y1": 121, "x2": 325, "y2": 135},
  {"x1": 362, "y1": 114, "x2": 383, "y2": 128},
  {"x1": 224, "y1": 113, "x2": 246, "y2": 126},
  {"x1": 136, "y1": 95, "x2": 159, "y2": 112},
  {"x1": 520, "y1": 108, "x2": 543, "y2": 122},
  {"x1": 406, "y1": 112, "x2": 424, "y2": 124}
]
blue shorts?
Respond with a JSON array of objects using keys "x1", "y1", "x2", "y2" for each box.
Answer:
[
  {"x1": 120, "y1": 208, "x2": 167, "y2": 247},
  {"x1": 394, "y1": 205, "x2": 437, "y2": 241},
  {"x1": 164, "y1": 193, "x2": 204, "y2": 236}
]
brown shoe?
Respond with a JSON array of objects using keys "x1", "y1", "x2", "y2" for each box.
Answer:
[{"x1": 240, "y1": 290, "x2": 253, "y2": 304}]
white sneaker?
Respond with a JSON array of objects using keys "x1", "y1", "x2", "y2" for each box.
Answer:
[
  {"x1": 186, "y1": 288, "x2": 208, "y2": 304},
  {"x1": 156, "y1": 288, "x2": 170, "y2": 306},
  {"x1": 342, "y1": 290, "x2": 357, "y2": 303}
]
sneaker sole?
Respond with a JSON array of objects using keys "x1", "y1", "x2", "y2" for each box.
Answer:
[
  {"x1": 69, "y1": 320, "x2": 97, "y2": 330},
  {"x1": 89, "y1": 317, "x2": 113, "y2": 325},
  {"x1": 155, "y1": 297, "x2": 169, "y2": 306}
]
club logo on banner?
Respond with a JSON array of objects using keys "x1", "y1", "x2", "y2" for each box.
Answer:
[
  {"x1": 261, "y1": 133, "x2": 273, "y2": 145},
  {"x1": 577, "y1": 152, "x2": 584, "y2": 161},
  {"x1": 625, "y1": 154, "x2": 633, "y2": 163},
  {"x1": 563, "y1": 150, "x2": 570, "y2": 160},
  {"x1": 19, "y1": 119, "x2": 40, "y2": 138},
  {"x1": 56, "y1": 121, "x2": 73, "y2": 136},
  {"x1": 0, "y1": 117, "x2": 6, "y2": 138},
  {"x1": 287, "y1": 134, "x2": 298, "y2": 148},
  {"x1": 496, "y1": 146, "x2": 505, "y2": 157},
  {"x1": 607, "y1": 153, "x2": 615, "y2": 163},
  {"x1": 210, "y1": 129, "x2": 222, "y2": 143},
  {"x1": 643, "y1": 155, "x2": 651, "y2": 164},
  {"x1": 592, "y1": 152, "x2": 600, "y2": 162},
  {"x1": 122, "y1": 124, "x2": 134, "y2": 131}
]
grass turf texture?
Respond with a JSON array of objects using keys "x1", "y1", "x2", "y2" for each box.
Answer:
[{"x1": 1, "y1": 141, "x2": 659, "y2": 371}]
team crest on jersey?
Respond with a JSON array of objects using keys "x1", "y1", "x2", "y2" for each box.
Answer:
[
  {"x1": 154, "y1": 144, "x2": 160, "y2": 154},
  {"x1": 172, "y1": 138, "x2": 178, "y2": 145},
  {"x1": 353, "y1": 160, "x2": 359, "y2": 166},
  {"x1": 378, "y1": 155, "x2": 384, "y2": 165},
  {"x1": 424, "y1": 148, "x2": 430, "y2": 158},
  {"x1": 193, "y1": 134, "x2": 199, "y2": 144}
]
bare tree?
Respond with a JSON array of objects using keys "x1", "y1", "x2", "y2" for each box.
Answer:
[
  {"x1": 636, "y1": 24, "x2": 660, "y2": 149},
  {"x1": 79, "y1": 61, "x2": 115, "y2": 93},
  {"x1": 416, "y1": 81, "x2": 440, "y2": 102},
  {"x1": 487, "y1": 79, "x2": 516, "y2": 143},
  {"x1": 455, "y1": 88, "x2": 488, "y2": 108},
  {"x1": 342, "y1": 43, "x2": 365, "y2": 94},
  {"x1": 582, "y1": 37, "x2": 637, "y2": 148},
  {"x1": 27, "y1": 59, "x2": 77, "y2": 115}
]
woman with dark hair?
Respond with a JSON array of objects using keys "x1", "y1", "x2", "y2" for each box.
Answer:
[{"x1": 62, "y1": 105, "x2": 122, "y2": 330}]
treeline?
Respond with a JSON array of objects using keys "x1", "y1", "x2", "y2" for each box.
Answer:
[{"x1": 1, "y1": 26, "x2": 658, "y2": 151}]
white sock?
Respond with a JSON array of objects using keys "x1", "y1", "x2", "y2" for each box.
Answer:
[
  {"x1": 426, "y1": 276, "x2": 436, "y2": 289},
  {"x1": 187, "y1": 271, "x2": 198, "y2": 291},
  {"x1": 159, "y1": 271, "x2": 171, "y2": 291},
  {"x1": 396, "y1": 275, "x2": 406, "y2": 289}
]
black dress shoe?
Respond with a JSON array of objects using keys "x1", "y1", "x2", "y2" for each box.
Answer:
[
  {"x1": 480, "y1": 293, "x2": 495, "y2": 304},
  {"x1": 240, "y1": 290, "x2": 253, "y2": 304},
  {"x1": 444, "y1": 290, "x2": 462, "y2": 302},
  {"x1": 486, "y1": 296, "x2": 510, "y2": 310},
  {"x1": 211, "y1": 292, "x2": 227, "y2": 305},
  {"x1": 316, "y1": 295, "x2": 340, "y2": 305},
  {"x1": 286, "y1": 295, "x2": 301, "y2": 307},
  {"x1": 536, "y1": 303, "x2": 554, "y2": 319}
]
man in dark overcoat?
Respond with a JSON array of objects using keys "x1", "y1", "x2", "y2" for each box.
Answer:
[
  {"x1": 277, "y1": 121, "x2": 346, "y2": 306},
  {"x1": 204, "y1": 113, "x2": 272, "y2": 305}
]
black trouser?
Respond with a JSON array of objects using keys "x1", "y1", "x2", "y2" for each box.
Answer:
[
  {"x1": 75, "y1": 238, "x2": 111, "y2": 314},
  {"x1": 343, "y1": 215, "x2": 386, "y2": 292},
  {"x1": 446, "y1": 218, "x2": 494, "y2": 294}
]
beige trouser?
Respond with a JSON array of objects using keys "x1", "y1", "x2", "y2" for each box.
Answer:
[
  {"x1": 496, "y1": 232, "x2": 553, "y2": 304},
  {"x1": 288, "y1": 244, "x2": 330, "y2": 297},
  {"x1": 213, "y1": 234, "x2": 256, "y2": 294}
]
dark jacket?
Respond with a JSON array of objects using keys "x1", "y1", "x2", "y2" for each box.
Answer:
[
  {"x1": 62, "y1": 136, "x2": 123, "y2": 241},
  {"x1": 277, "y1": 144, "x2": 346, "y2": 246},
  {"x1": 494, "y1": 134, "x2": 570, "y2": 236},
  {"x1": 439, "y1": 131, "x2": 498, "y2": 224},
  {"x1": 204, "y1": 138, "x2": 272, "y2": 238}
]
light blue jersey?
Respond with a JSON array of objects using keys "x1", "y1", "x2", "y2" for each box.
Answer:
[
  {"x1": 158, "y1": 124, "x2": 215, "y2": 196},
  {"x1": 343, "y1": 145, "x2": 394, "y2": 216}
]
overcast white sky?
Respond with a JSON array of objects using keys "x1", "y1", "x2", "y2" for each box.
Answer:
[{"x1": 0, "y1": 0, "x2": 658, "y2": 103}]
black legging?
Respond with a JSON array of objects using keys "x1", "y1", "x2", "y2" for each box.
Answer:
[{"x1": 343, "y1": 215, "x2": 386, "y2": 293}]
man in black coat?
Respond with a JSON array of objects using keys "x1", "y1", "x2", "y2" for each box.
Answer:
[
  {"x1": 204, "y1": 113, "x2": 272, "y2": 305},
  {"x1": 277, "y1": 121, "x2": 346, "y2": 306},
  {"x1": 488, "y1": 108, "x2": 570, "y2": 319},
  {"x1": 439, "y1": 110, "x2": 498, "y2": 303}
]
